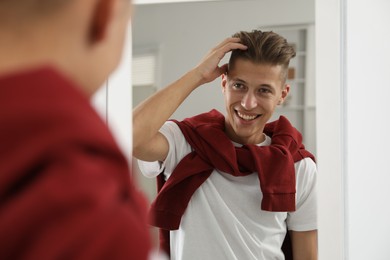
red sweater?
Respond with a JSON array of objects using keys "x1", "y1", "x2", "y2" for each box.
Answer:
[
  {"x1": 0, "y1": 67, "x2": 151, "y2": 259},
  {"x1": 150, "y1": 110, "x2": 315, "y2": 259},
  {"x1": 150, "y1": 109, "x2": 315, "y2": 230}
]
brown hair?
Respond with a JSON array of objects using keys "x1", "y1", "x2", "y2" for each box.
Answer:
[{"x1": 229, "y1": 30, "x2": 296, "y2": 82}]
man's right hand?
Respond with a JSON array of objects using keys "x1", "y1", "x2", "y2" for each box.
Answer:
[{"x1": 194, "y1": 37, "x2": 247, "y2": 86}]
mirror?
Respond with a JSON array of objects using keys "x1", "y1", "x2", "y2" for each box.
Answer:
[{"x1": 131, "y1": 0, "x2": 316, "y2": 254}]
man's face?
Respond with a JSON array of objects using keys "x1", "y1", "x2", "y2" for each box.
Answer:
[{"x1": 222, "y1": 59, "x2": 289, "y2": 144}]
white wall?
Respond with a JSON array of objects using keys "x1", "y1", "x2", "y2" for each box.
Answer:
[
  {"x1": 345, "y1": 0, "x2": 390, "y2": 259},
  {"x1": 132, "y1": 0, "x2": 315, "y2": 120},
  {"x1": 317, "y1": 0, "x2": 390, "y2": 259}
]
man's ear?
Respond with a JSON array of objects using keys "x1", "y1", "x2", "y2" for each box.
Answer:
[
  {"x1": 221, "y1": 73, "x2": 228, "y2": 93},
  {"x1": 279, "y1": 84, "x2": 290, "y2": 105},
  {"x1": 89, "y1": 0, "x2": 113, "y2": 42}
]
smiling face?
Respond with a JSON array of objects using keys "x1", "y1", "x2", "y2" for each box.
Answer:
[{"x1": 222, "y1": 58, "x2": 289, "y2": 144}]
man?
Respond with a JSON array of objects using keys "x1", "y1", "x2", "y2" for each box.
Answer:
[
  {"x1": 133, "y1": 30, "x2": 317, "y2": 260},
  {"x1": 0, "y1": 0, "x2": 151, "y2": 259}
]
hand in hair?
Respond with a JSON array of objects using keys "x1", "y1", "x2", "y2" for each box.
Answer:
[{"x1": 194, "y1": 37, "x2": 247, "y2": 85}]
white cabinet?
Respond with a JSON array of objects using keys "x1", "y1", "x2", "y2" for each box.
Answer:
[{"x1": 267, "y1": 25, "x2": 316, "y2": 155}]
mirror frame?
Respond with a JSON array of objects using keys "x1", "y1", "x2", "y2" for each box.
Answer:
[{"x1": 315, "y1": 0, "x2": 345, "y2": 259}]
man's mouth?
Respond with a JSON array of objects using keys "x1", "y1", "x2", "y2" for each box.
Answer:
[{"x1": 235, "y1": 110, "x2": 260, "y2": 121}]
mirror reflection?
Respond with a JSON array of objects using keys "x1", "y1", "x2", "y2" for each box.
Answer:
[{"x1": 132, "y1": 1, "x2": 316, "y2": 259}]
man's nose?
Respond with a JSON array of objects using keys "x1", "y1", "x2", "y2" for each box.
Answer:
[{"x1": 241, "y1": 92, "x2": 257, "y2": 110}]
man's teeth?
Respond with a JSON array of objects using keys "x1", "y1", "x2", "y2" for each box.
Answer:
[{"x1": 237, "y1": 111, "x2": 257, "y2": 120}]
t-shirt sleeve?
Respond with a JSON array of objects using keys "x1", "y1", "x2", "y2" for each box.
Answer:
[
  {"x1": 286, "y1": 157, "x2": 317, "y2": 231},
  {"x1": 137, "y1": 121, "x2": 192, "y2": 180}
]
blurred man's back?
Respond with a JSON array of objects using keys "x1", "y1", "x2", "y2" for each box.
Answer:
[{"x1": 0, "y1": 1, "x2": 152, "y2": 258}]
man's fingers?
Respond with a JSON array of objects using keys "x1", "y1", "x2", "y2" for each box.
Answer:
[
  {"x1": 212, "y1": 37, "x2": 247, "y2": 53},
  {"x1": 212, "y1": 41, "x2": 247, "y2": 61},
  {"x1": 213, "y1": 37, "x2": 240, "y2": 49},
  {"x1": 195, "y1": 37, "x2": 247, "y2": 84},
  {"x1": 220, "y1": 42, "x2": 247, "y2": 54}
]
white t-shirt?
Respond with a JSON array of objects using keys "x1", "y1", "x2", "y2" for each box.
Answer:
[{"x1": 139, "y1": 121, "x2": 317, "y2": 260}]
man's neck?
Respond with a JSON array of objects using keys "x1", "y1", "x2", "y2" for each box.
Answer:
[
  {"x1": 224, "y1": 120, "x2": 266, "y2": 145},
  {"x1": 0, "y1": 38, "x2": 95, "y2": 98}
]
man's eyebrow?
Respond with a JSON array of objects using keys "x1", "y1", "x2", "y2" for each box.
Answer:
[
  {"x1": 259, "y1": 83, "x2": 274, "y2": 89},
  {"x1": 228, "y1": 76, "x2": 275, "y2": 89},
  {"x1": 229, "y1": 77, "x2": 247, "y2": 84}
]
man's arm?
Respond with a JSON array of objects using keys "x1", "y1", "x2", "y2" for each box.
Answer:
[
  {"x1": 132, "y1": 38, "x2": 247, "y2": 162},
  {"x1": 290, "y1": 230, "x2": 318, "y2": 260}
]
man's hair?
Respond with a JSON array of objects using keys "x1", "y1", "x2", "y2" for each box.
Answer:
[{"x1": 229, "y1": 30, "x2": 296, "y2": 82}]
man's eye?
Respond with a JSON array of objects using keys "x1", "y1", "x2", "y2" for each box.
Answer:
[
  {"x1": 258, "y1": 88, "x2": 271, "y2": 94},
  {"x1": 233, "y1": 83, "x2": 244, "y2": 89}
]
